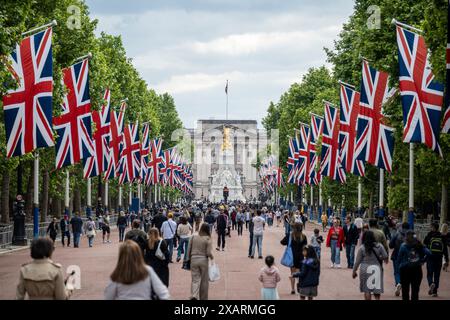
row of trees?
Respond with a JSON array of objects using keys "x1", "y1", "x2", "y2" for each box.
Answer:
[
  {"x1": 262, "y1": 0, "x2": 449, "y2": 222},
  {"x1": 0, "y1": 0, "x2": 183, "y2": 223}
]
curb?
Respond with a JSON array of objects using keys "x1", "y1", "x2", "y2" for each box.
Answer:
[{"x1": 0, "y1": 245, "x2": 29, "y2": 256}]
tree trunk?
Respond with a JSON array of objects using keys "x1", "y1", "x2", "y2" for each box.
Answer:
[
  {"x1": 440, "y1": 180, "x2": 448, "y2": 226},
  {"x1": 1, "y1": 171, "x2": 10, "y2": 224},
  {"x1": 368, "y1": 190, "x2": 374, "y2": 218},
  {"x1": 25, "y1": 164, "x2": 33, "y2": 222},
  {"x1": 40, "y1": 169, "x2": 49, "y2": 222},
  {"x1": 73, "y1": 187, "x2": 81, "y2": 214},
  {"x1": 53, "y1": 197, "x2": 61, "y2": 218}
]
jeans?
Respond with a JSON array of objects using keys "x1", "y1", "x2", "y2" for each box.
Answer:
[
  {"x1": 248, "y1": 233, "x2": 253, "y2": 256},
  {"x1": 245, "y1": 221, "x2": 250, "y2": 230},
  {"x1": 88, "y1": 236, "x2": 94, "y2": 247},
  {"x1": 251, "y1": 234, "x2": 263, "y2": 257},
  {"x1": 165, "y1": 238, "x2": 174, "y2": 261},
  {"x1": 330, "y1": 240, "x2": 340, "y2": 265},
  {"x1": 345, "y1": 244, "x2": 355, "y2": 268},
  {"x1": 426, "y1": 255, "x2": 443, "y2": 293},
  {"x1": 400, "y1": 266, "x2": 422, "y2": 300},
  {"x1": 393, "y1": 258, "x2": 401, "y2": 285},
  {"x1": 61, "y1": 231, "x2": 70, "y2": 246},
  {"x1": 177, "y1": 237, "x2": 190, "y2": 261},
  {"x1": 314, "y1": 246, "x2": 321, "y2": 259},
  {"x1": 217, "y1": 229, "x2": 226, "y2": 249},
  {"x1": 237, "y1": 222, "x2": 243, "y2": 236},
  {"x1": 73, "y1": 232, "x2": 81, "y2": 248},
  {"x1": 118, "y1": 225, "x2": 126, "y2": 242}
]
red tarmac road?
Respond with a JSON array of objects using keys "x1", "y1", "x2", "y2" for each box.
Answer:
[{"x1": 0, "y1": 222, "x2": 448, "y2": 300}]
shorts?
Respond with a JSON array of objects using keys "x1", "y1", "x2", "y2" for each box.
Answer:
[
  {"x1": 102, "y1": 225, "x2": 110, "y2": 235},
  {"x1": 298, "y1": 286, "x2": 318, "y2": 297}
]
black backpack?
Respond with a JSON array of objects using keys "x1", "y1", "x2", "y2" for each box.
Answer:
[{"x1": 429, "y1": 236, "x2": 444, "y2": 255}]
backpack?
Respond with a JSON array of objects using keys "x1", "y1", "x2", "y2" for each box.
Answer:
[
  {"x1": 130, "y1": 234, "x2": 147, "y2": 252},
  {"x1": 429, "y1": 236, "x2": 444, "y2": 255},
  {"x1": 87, "y1": 223, "x2": 93, "y2": 232}
]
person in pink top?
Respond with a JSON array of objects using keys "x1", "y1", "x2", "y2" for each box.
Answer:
[
  {"x1": 326, "y1": 217, "x2": 345, "y2": 268},
  {"x1": 258, "y1": 255, "x2": 281, "y2": 300}
]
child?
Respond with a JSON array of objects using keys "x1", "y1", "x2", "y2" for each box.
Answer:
[
  {"x1": 293, "y1": 246, "x2": 320, "y2": 300},
  {"x1": 310, "y1": 229, "x2": 324, "y2": 259},
  {"x1": 258, "y1": 255, "x2": 281, "y2": 300}
]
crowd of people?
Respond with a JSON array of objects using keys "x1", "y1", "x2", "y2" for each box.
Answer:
[{"x1": 16, "y1": 200, "x2": 450, "y2": 301}]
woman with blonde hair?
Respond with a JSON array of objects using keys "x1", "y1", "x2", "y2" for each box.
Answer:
[
  {"x1": 281, "y1": 222, "x2": 307, "y2": 294},
  {"x1": 144, "y1": 228, "x2": 170, "y2": 287},
  {"x1": 104, "y1": 240, "x2": 169, "y2": 300}
]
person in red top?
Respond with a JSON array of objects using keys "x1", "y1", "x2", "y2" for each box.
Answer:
[{"x1": 326, "y1": 217, "x2": 345, "y2": 268}]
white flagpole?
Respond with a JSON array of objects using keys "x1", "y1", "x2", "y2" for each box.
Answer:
[
  {"x1": 137, "y1": 183, "x2": 141, "y2": 212},
  {"x1": 379, "y1": 169, "x2": 385, "y2": 217},
  {"x1": 318, "y1": 182, "x2": 323, "y2": 223},
  {"x1": 408, "y1": 143, "x2": 414, "y2": 228},
  {"x1": 33, "y1": 151, "x2": 40, "y2": 238},
  {"x1": 310, "y1": 186, "x2": 314, "y2": 220},
  {"x1": 129, "y1": 184, "x2": 132, "y2": 207},
  {"x1": 22, "y1": 20, "x2": 57, "y2": 36},
  {"x1": 118, "y1": 185, "x2": 122, "y2": 211},
  {"x1": 358, "y1": 177, "x2": 362, "y2": 217},
  {"x1": 86, "y1": 178, "x2": 92, "y2": 217},
  {"x1": 104, "y1": 181, "x2": 109, "y2": 213},
  {"x1": 65, "y1": 170, "x2": 70, "y2": 215}
]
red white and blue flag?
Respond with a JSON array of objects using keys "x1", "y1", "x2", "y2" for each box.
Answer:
[
  {"x1": 146, "y1": 138, "x2": 163, "y2": 185},
  {"x1": 83, "y1": 89, "x2": 111, "y2": 178},
  {"x1": 286, "y1": 136, "x2": 298, "y2": 184},
  {"x1": 140, "y1": 123, "x2": 150, "y2": 183},
  {"x1": 355, "y1": 60, "x2": 395, "y2": 172},
  {"x1": 54, "y1": 59, "x2": 94, "y2": 169},
  {"x1": 309, "y1": 114, "x2": 324, "y2": 185},
  {"x1": 296, "y1": 124, "x2": 310, "y2": 185},
  {"x1": 105, "y1": 100, "x2": 127, "y2": 180},
  {"x1": 2, "y1": 27, "x2": 54, "y2": 157},
  {"x1": 119, "y1": 122, "x2": 141, "y2": 184},
  {"x1": 320, "y1": 102, "x2": 345, "y2": 183},
  {"x1": 395, "y1": 24, "x2": 444, "y2": 155},
  {"x1": 161, "y1": 148, "x2": 176, "y2": 187},
  {"x1": 339, "y1": 83, "x2": 365, "y2": 177}
]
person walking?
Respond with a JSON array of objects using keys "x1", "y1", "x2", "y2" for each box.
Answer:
[
  {"x1": 352, "y1": 231, "x2": 388, "y2": 300},
  {"x1": 258, "y1": 255, "x2": 281, "y2": 300},
  {"x1": 423, "y1": 222, "x2": 449, "y2": 297},
  {"x1": 117, "y1": 211, "x2": 127, "y2": 242},
  {"x1": 368, "y1": 218, "x2": 389, "y2": 254},
  {"x1": 275, "y1": 208, "x2": 282, "y2": 227},
  {"x1": 16, "y1": 238, "x2": 73, "y2": 300},
  {"x1": 46, "y1": 218, "x2": 58, "y2": 243},
  {"x1": 321, "y1": 212, "x2": 328, "y2": 232},
  {"x1": 125, "y1": 219, "x2": 148, "y2": 253},
  {"x1": 248, "y1": 211, "x2": 255, "y2": 258},
  {"x1": 343, "y1": 215, "x2": 359, "y2": 269},
  {"x1": 145, "y1": 228, "x2": 170, "y2": 287},
  {"x1": 176, "y1": 216, "x2": 193, "y2": 263},
  {"x1": 70, "y1": 212, "x2": 83, "y2": 248},
  {"x1": 326, "y1": 217, "x2": 345, "y2": 268},
  {"x1": 84, "y1": 217, "x2": 96, "y2": 247},
  {"x1": 216, "y1": 209, "x2": 228, "y2": 251},
  {"x1": 310, "y1": 228, "x2": 324, "y2": 259},
  {"x1": 245, "y1": 209, "x2": 251, "y2": 230},
  {"x1": 292, "y1": 246, "x2": 320, "y2": 300},
  {"x1": 251, "y1": 210, "x2": 266, "y2": 259},
  {"x1": 102, "y1": 214, "x2": 111, "y2": 243},
  {"x1": 187, "y1": 223, "x2": 214, "y2": 300},
  {"x1": 236, "y1": 209, "x2": 244, "y2": 236},
  {"x1": 104, "y1": 240, "x2": 170, "y2": 300},
  {"x1": 397, "y1": 230, "x2": 430, "y2": 300},
  {"x1": 160, "y1": 213, "x2": 177, "y2": 263},
  {"x1": 60, "y1": 215, "x2": 71, "y2": 247},
  {"x1": 389, "y1": 222, "x2": 409, "y2": 296},
  {"x1": 281, "y1": 222, "x2": 307, "y2": 294}
]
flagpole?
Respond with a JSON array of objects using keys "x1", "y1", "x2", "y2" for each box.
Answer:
[
  {"x1": 357, "y1": 177, "x2": 362, "y2": 217},
  {"x1": 391, "y1": 18, "x2": 423, "y2": 33},
  {"x1": 118, "y1": 185, "x2": 122, "y2": 212},
  {"x1": 137, "y1": 183, "x2": 141, "y2": 212},
  {"x1": 408, "y1": 143, "x2": 415, "y2": 229},
  {"x1": 21, "y1": 20, "x2": 57, "y2": 36},
  {"x1": 129, "y1": 184, "x2": 132, "y2": 212},
  {"x1": 310, "y1": 186, "x2": 314, "y2": 221},
  {"x1": 378, "y1": 169, "x2": 385, "y2": 218},
  {"x1": 33, "y1": 151, "x2": 39, "y2": 239},
  {"x1": 318, "y1": 182, "x2": 323, "y2": 223},
  {"x1": 64, "y1": 170, "x2": 70, "y2": 216},
  {"x1": 104, "y1": 180, "x2": 109, "y2": 214},
  {"x1": 86, "y1": 178, "x2": 92, "y2": 217}
]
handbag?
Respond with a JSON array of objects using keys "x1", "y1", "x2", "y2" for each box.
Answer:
[
  {"x1": 155, "y1": 240, "x2": 165, "y2": 261},
  {"x1": 280, "y1": 234, "x2": 294, "y2": 267},
  {"x1": 208, "y1": 262, "x2": 220, "y2": 282}
]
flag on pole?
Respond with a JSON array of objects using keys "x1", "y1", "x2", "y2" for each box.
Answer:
[
  {"x1": 309, "y1": 114, "x2": 324, "y2": 185},
  {"x1": 296, "y1": 124, "x2": 310, "y2": 185},
  {"x1": 140, "y1": 123, "x2": 150, "y2": 183},
  {"x1": 54, "y1": 59, "x2": 94, "y2": 169},
  {"x1": 2, "y1": 27, "x2": 55, "y2": 157},
  {"x1": 395, "y1": 24, "x2": 444, "y2": 154},
  {"x1": 119, "y1": 122, "x2": 141, "y2": 184},
  {"x1": 147, "y1": 138, "x2": 163, "y2": 185},
  {"x1": 105, "y1": 100, "x2": 127, "y2": 180}
]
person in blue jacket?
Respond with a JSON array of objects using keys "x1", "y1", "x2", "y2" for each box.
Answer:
[{"x1": 292, "y1": 245, "x2": 320, "y2": 300}]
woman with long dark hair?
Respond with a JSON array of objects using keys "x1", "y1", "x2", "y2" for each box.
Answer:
[
  {"x1": 144, "y1": 228, "x2": 170, "y2": 287},
  {"x1": 352, "y1": 230, "x2": 388, "y2": 300},
  {"x1": 46, "y1": 218, "x2": 58, "y2": 243}
]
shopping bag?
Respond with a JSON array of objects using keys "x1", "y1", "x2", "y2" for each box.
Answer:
[
  {"x1": 208, "y1": 262, "x2": 220, "y2": 282},
  {"x1": 280, "y1": 235, "x2": 294, "y2": 267}
]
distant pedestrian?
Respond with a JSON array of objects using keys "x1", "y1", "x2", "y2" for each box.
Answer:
[
  {"x1": 343, "y1": 215, "x2": 359, "y2": 269},
  {"x1": 248, "y1": 211, "x2": 255, "y2": 258},
  {"x1": 389, "y1": 222, "x2": 409, "y2": 296},
  {"x1": 321, "y1": 212, "x2": 328, "y2": 232},
  {"x1": 102, "y1": 214, "x2": 111, "y2": 243},
  {"x1": 216, "y1": 209, "x2": 228, "y2": 251},
  {"x1": 236, "y1": 209, "x2": 244, "y2": 236},
  {"x1": 70, "y1": 212, "x2": 83, "y2": 248},
  {"x1": 176, "y1": 216, "x2": 193, "y2": 263},
  {"x1": 293, "y1": 245, "x2": 320, "y2": 300},
  {"x1": 160, "y1": 213, "x2": 177, "y2": 263},
  {"x1": 145, "y1": 228, "x2": 170, "y2": 287},
  {"x1": 326, "y1": 217, "x2": 344, "y2": 268},
  {"x1": 84, "y1": 217, "x2": 96, "y2": 247},
  {"x1": 310, "y1": 228, "x2": 324, "y2": 259},
  {"x1": 258, "y1": 255, "x2": 280, "y2": 300},
  {"x1": 251, "y1": 210, "x2": 266, "y2": 259},
  {"x1": 46, "y1": 218, "x2": 58, "y2": 243},
  {"x1": 117, "y1": 211, "x2": 127, "y2": 242},
  {"x1": 60, "y1": 215, "x2": 71, "y2": 247}
]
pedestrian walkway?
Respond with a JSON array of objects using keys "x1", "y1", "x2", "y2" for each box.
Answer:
[{"x1": 0, "y1": 222, "x2": 448, "y2": 300}]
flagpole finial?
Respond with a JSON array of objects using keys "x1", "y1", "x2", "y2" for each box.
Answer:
[
  {"x1": 391, "y1": 18, "x2": 397, "y2": 25},
  {"x1": 51, "y1": 20, "x2": 58, "y2": 27}
]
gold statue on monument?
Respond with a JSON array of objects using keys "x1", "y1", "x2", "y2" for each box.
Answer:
[{"x1": 221, "y1": 126, "x2": 232, "y2": 151}]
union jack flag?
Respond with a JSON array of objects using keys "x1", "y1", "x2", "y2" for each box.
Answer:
[
  {"x1": 160, "y1": 148, "x2": 176, "y2": 187},
  {"x1": 53, "y1": 59, "x2": 94, "y2": 169},
  {"x1": 2, "y1": 27, "x2": 54, "y2": 157},
  {"x1": 105, "y1": 100, "x2": 126, "y2": 180},
  {"x1": 320, "y1": 102, "x2": 345, "y2": 183},
  {"x1": 355, "y1": 61, "x2": 395, "y2": 172},
  {"x1": 275, "y1": 167, "x2": 285, "y2": 188},
  {"x1": 286, "y1": 136, "x2": 298, "y2": 184},
  {"x1": 296, "y1": 124, "x2": 310, "y2": 185},
  {"x1": 119, "y1": 122, "x2": 141, "y2": 184},
  {"x1": 442, "y1": 2, "x2": 450, "y2": 133},
  {"x1": 309, "y1": 114, "x2": 324, "y2": 185},
  {"x1": 396, "y1": 25, "x2": 444, "y2": 155},
  {"x1": 339, "y1": 83, "x2": 365, "y2": 176},
  {"x1": 146, "y1": 138, "x2": 163, "y2": 185},
  {"x1": 83, "y1": 89, "x2": 111, "y2": 178},
  {"x1": 140, "y1": 123, "x2": 150, "y2": 183}
]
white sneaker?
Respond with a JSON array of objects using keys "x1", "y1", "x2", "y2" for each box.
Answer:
[
  {"x1": 335, "y1": 264, "x2": 341, "y2": 269},
  {"x1": 330, "y1": 263, "x2": 335, "y2": 268},
  {"x1": 395, "y1": 284, "x2": 401, "y2": 297}
]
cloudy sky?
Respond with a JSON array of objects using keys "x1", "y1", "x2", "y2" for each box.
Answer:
[{"x1": 86, "y1": 0, "x2": 355, "y2": 128}]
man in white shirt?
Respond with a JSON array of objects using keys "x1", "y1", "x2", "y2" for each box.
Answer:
[
  {"x1": 250, "y1": 210, "x2": 266, "y2": 259},
  {"x1": 160, "y1": 212, "x2": 177, "y2": 263}
]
